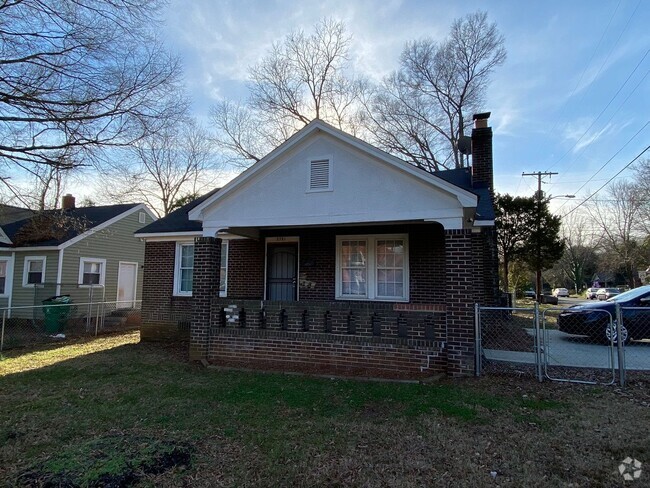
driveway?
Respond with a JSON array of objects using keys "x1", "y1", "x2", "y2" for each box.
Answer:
[{"x1": 484, "y1": 329, "x2": 650, "y2": 371}]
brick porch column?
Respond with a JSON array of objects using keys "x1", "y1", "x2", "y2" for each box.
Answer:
[
  {"x1": 444, "y1": 229, "x2": 475, "y2": 376},
  {"x1": 190, "y1": 236, "x2": 221, "y2": 361}
]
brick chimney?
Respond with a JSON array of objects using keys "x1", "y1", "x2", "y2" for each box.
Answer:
[
  {"x1": 62, "y1": 194, "x2": 75, "y2": 210},
  {"x1": 471, "y1": 112, "x2": 493, "y2": 196}
]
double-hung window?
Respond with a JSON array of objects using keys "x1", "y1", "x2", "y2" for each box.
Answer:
[
  {"x1": 174, "y1": 240, "x2": 229, "y2": 297},
  {"x1": 0, "y1": 258, "x2": 10, "y2": 296},
  {"x1": 23, "y1": 256, "x2": 46, "y2": 286},
  {"x1": 175, "y1": 243, "x2": 194, "y2": 296},
  {"x1": 78, "y1": 258, "x2": 106, "y2": 286},
  {"x1": 219, "y1": 241, "x2": 228, "y2": 297},
  {"x1": 336, "y1": 235, "x2": 408, "y2": 301}
]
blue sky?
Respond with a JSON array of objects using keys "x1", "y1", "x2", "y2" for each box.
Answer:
[{"x1": 162, "y1": 0, "x2": 649, "y2": 207}]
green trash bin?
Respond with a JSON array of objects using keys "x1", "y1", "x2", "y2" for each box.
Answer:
[{"x1": 42, "y1": 295, "x2": 72, "y2": 334}]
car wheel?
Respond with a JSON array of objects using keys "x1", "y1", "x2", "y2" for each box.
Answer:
[{"x1": 604, "y1": 321, "x2": 630, "y2": 345}]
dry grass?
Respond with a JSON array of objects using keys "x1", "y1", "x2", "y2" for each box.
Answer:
[{"x1": 1, "y1": 332, "x2": 649, "y2": 487}]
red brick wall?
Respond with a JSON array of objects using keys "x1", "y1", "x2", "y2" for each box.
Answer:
[
  {"x1": 205, "y1": 298, "x2": 446, "y2": 379},
  {"x1": 227, "y1": 239, "x2": 265, "y2": 298},
  {"x1": 471, "y1": 126, "x2": 493, "y2": 195},
  {"x1": 141, "y1": 241, "x2": 192, "y2": 341},
  {"x1": 208, "y1": 329, "x2": 444, "y2": 379},
  {"x1": 296, "y1": 228, "x2": 336, "y2": 300},
  {"x1": 190, "y1": 237, "x2": 221, "y2": 360},
  {"x1": 409, "y1": 224, "x2": 446, "y2": 304},
  {"x1": 444, "y1": 229, "x2": 475, "y2": 376}
]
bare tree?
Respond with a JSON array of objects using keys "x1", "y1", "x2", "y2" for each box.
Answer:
[
  {"x1": 211, "y1": 18, "x2": 360, "y2": 167},
  {"x1": 632, "y1": 159, "x2": 650, "y2": 235},
  {"x1": 0, "y1": 163, "x2": 69, "y2": 210},
  {"x1": 101, "y1": 122, "x2": 221, "y2": 217},
  {"x1": 588, "y1": 180, "x2": 646, "y2": 288},
  {"x1": 0, "y1": 0, "x2": 184, "y2": 176},
  {"x1": 557, "y1": 213, "x2": 599, "y2": 293},
  {"x1": 361, "y1": 11, "x2": 506, "y2": 171}
]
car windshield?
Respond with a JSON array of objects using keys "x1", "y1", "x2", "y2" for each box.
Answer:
[{"x1": 607, "y1": 286, "x2": 650, "y2": 302}]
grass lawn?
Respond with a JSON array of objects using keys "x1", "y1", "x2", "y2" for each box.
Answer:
[{"x1": 1, "y1": 332, "x2": 649, "y2": 487}]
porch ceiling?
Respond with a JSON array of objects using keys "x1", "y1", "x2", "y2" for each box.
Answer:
[{"x1": 215, "y1": 220, "x2": 447, "y2": 240}]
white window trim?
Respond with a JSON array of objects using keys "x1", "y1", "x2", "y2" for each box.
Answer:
[
  {"x1": 174, "y1": 241, "x2": 194, "y2": 297},
  {"x1": 138, "y1": 211, "x2": 146, "y2": 224},
  {"x1": 23, "y1": 256, "x2": 47, "y2": 287},
  {"x1": 0, "y1": 256, "x2": 14, "y2": 298},
  {"x1": 219, "y1": 241, "x2": 229, "y2": 298},
  {"x1": 335, "y1": 234, "x2": 409, "y2": 302},
  {"x1": 306, "y1": 154, "x2": 333, "y2": 193},
  {"x1": 77, "y1": 257, "x2": 107, "y2": 287}
]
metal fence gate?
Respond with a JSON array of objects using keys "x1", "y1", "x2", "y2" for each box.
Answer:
[{"x1": 475, "y1": 303, "x2": 646, "y2": 386}]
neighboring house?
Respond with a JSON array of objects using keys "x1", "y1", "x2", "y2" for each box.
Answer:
[
  {"x1": 137, "y1": 114, "x2": 500, "y2": 378},
  {"x1": 0, "y1": 204, "x2": 36, "y2": 225},
  {"x1": 0, "y1": 195, "x2": 156, "y2": 316}
]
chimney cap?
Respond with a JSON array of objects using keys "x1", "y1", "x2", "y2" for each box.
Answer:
[{"x1": 473, "y1": 112, "x2": 491, "y2": 120}]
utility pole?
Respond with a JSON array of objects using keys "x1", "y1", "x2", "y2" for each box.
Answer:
[{"x1": 522, "y1": 171, "x2": 558, "y2": 302}]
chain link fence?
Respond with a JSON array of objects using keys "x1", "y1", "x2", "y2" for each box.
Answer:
[
  {"x1": 619, "y1": 307, "x2": 650, "y2": 382},
  {"x1": 475, "y1": 304, "x2": 541, "y2": 380},
  {"x1": 477, "y1": 303, "x2": 649, "y2": 386},
  {"x1": 0, "y1": 300, "x2": 141, "y2": 352}
]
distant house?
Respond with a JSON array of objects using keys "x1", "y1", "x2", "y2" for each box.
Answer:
[
  {"x1": 0, "y1": 196, "x2": 156, "y2": 316},
  {"x1": 137, "y1": 114, "x2": 499, "y2": 378}
]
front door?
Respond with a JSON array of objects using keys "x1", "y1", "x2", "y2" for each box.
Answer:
[
  {"x1": 266, "y1": 244, "x2": 298, "y2": 301},
  {"x1": 117, "y1": 262, "x2": 137, "y2": 308}
]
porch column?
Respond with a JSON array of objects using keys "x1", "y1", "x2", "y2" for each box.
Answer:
[
  {"x1": 444, "y1": 229, "x2": 475, "y2": 376},
  {"x1": 190, "y1": 236, "x2": 222, "y2": 361}
]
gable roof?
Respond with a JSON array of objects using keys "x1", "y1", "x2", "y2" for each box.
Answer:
[
  {"x1": 189, "y1": 119, "x2": 478, "y2": 222},
  {"x1": 135, "y1": 188, "x2": 220, "y2": 236},
  {"x1": 0, "y1": 203, "x2": 149, "y2": 248},
  {"x1": 0, "y1": 204, "x2": 36, "y2": 225}
]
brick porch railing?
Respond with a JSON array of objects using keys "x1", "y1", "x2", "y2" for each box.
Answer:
[{"x1": 202, "y1": 298, "x2": 449, "y2": 379}]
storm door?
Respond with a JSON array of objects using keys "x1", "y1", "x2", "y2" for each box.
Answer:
[{"x1": 266, "y1": 243, "x2": 298, "y2": 301}]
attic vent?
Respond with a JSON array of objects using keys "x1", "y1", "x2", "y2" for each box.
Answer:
[{"x1": 309, "y1": 159, "x2": 330, "y2": 191}]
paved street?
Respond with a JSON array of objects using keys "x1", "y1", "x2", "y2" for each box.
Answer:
[{"x1": 484, "y1": 329, "x2": 650, "y2": 371}]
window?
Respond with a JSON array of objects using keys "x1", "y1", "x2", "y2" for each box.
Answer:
[
  {"x1": 0, "y1": 258, "x2": 9, "y2": 296},
  {"x1": 308, "y1": 157, "x2": 331, "y2": 191},
  {"x1": 174, "y1": 240, "x2": 229, "y2": 297},
  {"x1": 139, "y1": 211, "x2": 146, "y2": 224},
  {"x1": 175, "y1": 243, "x2": 194, "y2": 296},
  {"x1": 336, "y1": 235, "x2": 408, "y2": 301},
  {"x1": 78, "y1": 258, "x2": 106, "y2": 286},
  {"x1": 219, "y1": 241, "x2": 228, "y2": 297},
  {"x1": 23, "y1": 256, "x2": 46, "y2": 286}
]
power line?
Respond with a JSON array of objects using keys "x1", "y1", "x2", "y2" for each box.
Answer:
[
  {"x1": 555, "y1": 121, "x2": 649, "y2": 211},
  {"x1": 546, "y1": 48, "x2": 649, "y2": 171},
  {"x1": 563, "y1": 145, "x2": 650, "y2": 217}
]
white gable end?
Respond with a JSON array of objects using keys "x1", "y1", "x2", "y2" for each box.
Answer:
[{"x1": 195, "y1": 127, "x2": 477, "y2": 233}]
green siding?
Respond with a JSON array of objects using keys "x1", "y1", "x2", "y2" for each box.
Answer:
[
  {"x1": 60, "y1": 208, "x2": 152, "y2": 305},
  {"x1": 10, "y1": 250, "x2": 60, "y2": 313},
  {"x1": 0, "y1": 207, "x2": 153, "y2": 315}
]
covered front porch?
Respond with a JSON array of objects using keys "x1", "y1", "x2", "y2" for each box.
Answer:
[{"x1": 190, "y1": 221, "x2": 487, "y2": 377}]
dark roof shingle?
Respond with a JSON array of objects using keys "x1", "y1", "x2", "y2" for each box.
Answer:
[
  {"x1": 135, "y1": 189, "x2": 220, "y2": 235},
  {"x1": 0, "y1": 203, "x2": 140, "y2": 247}
]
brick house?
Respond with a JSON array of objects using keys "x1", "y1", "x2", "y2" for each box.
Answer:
[{"x1": 136, "y1": 113, "x2": 499, "y2": 378}]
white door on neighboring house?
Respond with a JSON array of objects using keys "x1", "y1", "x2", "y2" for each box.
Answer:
[{"x1": 117, "y1": 262, "x2": 137, "y2": 309}]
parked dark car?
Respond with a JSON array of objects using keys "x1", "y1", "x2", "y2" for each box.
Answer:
[
  {"x1": 524, "y1": 289, "x2": 536, "y2": 299},
  {"x1": 557, "y1": 285, "x2": 650, "y2": 343}
]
